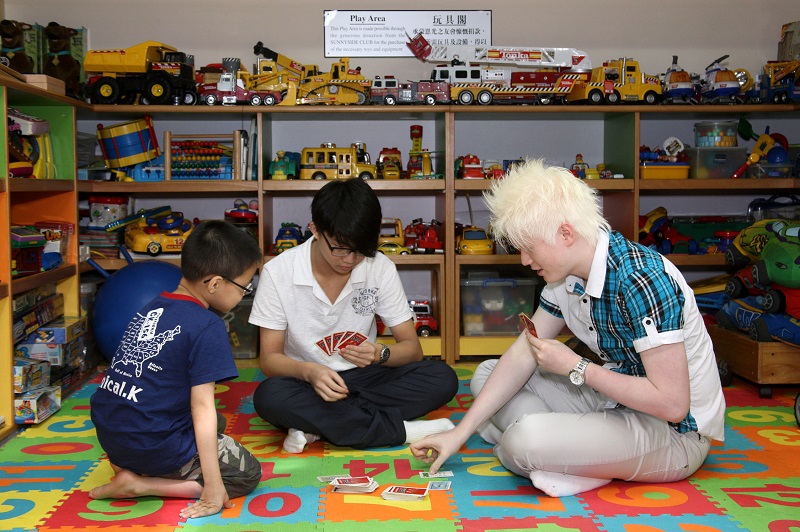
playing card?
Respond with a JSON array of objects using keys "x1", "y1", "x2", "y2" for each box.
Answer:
[
  {"x1": 337, "y1": 330, "x2": 364, "y2": 350},
  {"x1": 426, "y1": 480, "x2": 451, "y2": 491},
  {"x1": 419, "y1": 471, "x2": 454, "y2": 478},
  {"x1": 325, "y1": 333, "x2": 335, "y2": 354},
  {"x1": 316, "y1": 338, "x2": 330, "y2": 355},
  {"x1": 518, "y1": 313, "x2": 538, "y2": 337},
  {"x1": 331, "y1": 476, "x2": 372, "y2": 486},
  {"x1": 330, "y1": 331, "x2": 346, "y2": 351},
  {"x1": 317, "y1": 474, "x2": 350, "y2": 483},
  {"x1": 381, "y1": 485, "x2": 428, "y2": 500}
]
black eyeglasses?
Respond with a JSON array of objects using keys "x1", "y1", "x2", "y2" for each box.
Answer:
[
  {"x1": 320, "y1": 232, "x2": 364, "y2": 258},
  {"x1": 204, "y1": 277, "x2": 254, "y2": 295}
]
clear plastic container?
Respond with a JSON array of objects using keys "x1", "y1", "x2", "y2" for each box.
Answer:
[{"x1": 694, "y1": 121, "x2": 738, "y2": 147}]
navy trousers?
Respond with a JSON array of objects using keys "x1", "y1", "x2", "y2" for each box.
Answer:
[{"x1": 253, "y1": 360, "x2": 458, "y2": 448}]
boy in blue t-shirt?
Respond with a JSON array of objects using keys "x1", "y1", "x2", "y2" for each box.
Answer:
[{"x1": 90, "y1": 220, "x2": 264, "y2": 519}]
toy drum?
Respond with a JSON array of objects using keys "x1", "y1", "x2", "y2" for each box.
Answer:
[{"x1": 96, "y1": 116, "x2": 160, "y2": 168}]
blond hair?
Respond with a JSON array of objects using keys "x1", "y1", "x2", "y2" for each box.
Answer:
[{"x1": 484, "y1": 159, "x2": 609, "y2": 251}]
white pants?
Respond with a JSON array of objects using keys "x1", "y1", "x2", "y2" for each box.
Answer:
[{"x1": 472, "y1": 359, "x2": 711, "y2": 484}]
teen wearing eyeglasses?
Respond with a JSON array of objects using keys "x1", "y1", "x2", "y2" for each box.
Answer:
[{"x1": 249, "y1": 178, "x2": 458, "y2": 452}]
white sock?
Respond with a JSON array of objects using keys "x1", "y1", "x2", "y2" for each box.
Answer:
[
  {"x1": 282, "y1": 428, "x2": 320, "y2": 454},
  {"x1": 529, "y1": 470, "x2": 611, "y2": 497},
  {"x1": 403, "y1": 418, "x2": 455, "y2": 444}
]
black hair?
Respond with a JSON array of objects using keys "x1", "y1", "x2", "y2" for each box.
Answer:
[
  {"x1": 180, "y1": 220, "x2": 263, "y2": 281},
  {"x1": 311, "y1": 179, "x2": 382, "y2": 257}
]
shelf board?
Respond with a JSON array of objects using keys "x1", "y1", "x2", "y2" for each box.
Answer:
[
  {"x1": 664, "y1": 254, "x2": 727, "y2": 267},
  {"x1": 11, "y1": 264, "x2": 77, "y2": 295},
  {"x1": 459, "y1": 335, "x2": 517, "y2": 357},
  {"x1": 262, "y1": 179, "x2": 446, "y2": 192},
  {"x1": 9, "y1": 179, "x2": 75, "y2": 193},
  {"x1": 78, "y1": 180, "x2": 259, "y2": 194},
  {"x1": 80, "y1": 257, "x2": 181, "y2": 273},
  {"x1": 457, "y1": 254, "x2": 524, "y2": 266},
  {"x1": 455, "y1": 178, "x2": 633, "y2": 191},
  {"x1": 639, "y1": 178, "x2": 799, "y2": 191}
]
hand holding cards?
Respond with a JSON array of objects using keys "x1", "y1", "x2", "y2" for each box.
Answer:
[
  {"x1": 316, "y1": 331, "x2": 367, "y2": 356},
  {"x1": 518, "y1": 313, "x2": 538, "y2": 337}
]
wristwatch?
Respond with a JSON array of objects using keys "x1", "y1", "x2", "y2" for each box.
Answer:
[
  {"x1": 568, "y1": 357, "x2": 591, "y2": 386},
  {"x1": 377, "y1": 343, "x2": 391, "y2": 365}
]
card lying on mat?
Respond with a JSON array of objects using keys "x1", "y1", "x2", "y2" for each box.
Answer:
[
  {"x1": 381, "y1": 485, "x2": 428, "y2": 501},
  {"x1": 330, "y1": 476, "x2": 379, "y2": 493}
]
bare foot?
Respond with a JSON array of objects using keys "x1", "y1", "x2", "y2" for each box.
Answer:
[{"x1": 89, "y1": 468, "x2": 144, "y2": 499}]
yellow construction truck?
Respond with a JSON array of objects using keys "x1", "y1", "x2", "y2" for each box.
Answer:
[
  {"x1": 252, "y1": 42, "x2": 371, "y2": 105},
  {"x1": 565, "y1": 58, "x2": 662, "y2": 104},
  {"x1": 84, "y1": 41, "x2": 198, "y2": 105}
]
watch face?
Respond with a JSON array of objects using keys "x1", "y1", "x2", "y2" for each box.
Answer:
[{"x1": 569, "y1": 370, "x2": 584, "y2": 386}]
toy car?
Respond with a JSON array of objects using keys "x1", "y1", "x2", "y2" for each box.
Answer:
[
  {"x1": 267, "y1": 151, "x2": 298, "y2": 180},
  {"x1": 456, "y1": 225, "x2": 494, "y2": 255},
  {"x1": 376, "y1": 299, "x2": 439, "y2": 337},
  {"x1": 716, "y1": 295, "x2": 800, "y2": 347},
  {"x1": 456, "y1": 154, "x2": 484, "y2": 179},
  {"x1": 408, "y1": 299, "x2": 439, "y2": 337},
  {"x1": 270, "y1": 222, "x2": 305, "y2": 255},
  {"x1": 377, "y1": 242, "x2": 411, "y2": 255},
  {"x1": 726, "y1": 219, "x2": 800, "y2": 272},
  {"x1": 124, "y1": 212, "x2": 193, "y2": 256},
  {"x1": 378, "y1": 218, "x2": 405, "y2": 247},
  {"x1": 414, "y1": 219, "x2": 444, "y2": 254}
]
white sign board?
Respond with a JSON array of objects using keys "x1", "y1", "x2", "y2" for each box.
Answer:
[{"x1": 323, "y1": 10, "x2": 492, "y2": 57}]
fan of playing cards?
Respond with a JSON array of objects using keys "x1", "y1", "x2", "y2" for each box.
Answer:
[{"x1": 316, "y1": 331, "x2": 367, "y2": 356}]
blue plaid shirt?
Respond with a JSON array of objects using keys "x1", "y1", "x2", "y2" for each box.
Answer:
[{"x1": 540, "y1": 230, "x2": 699, "y2": 434}]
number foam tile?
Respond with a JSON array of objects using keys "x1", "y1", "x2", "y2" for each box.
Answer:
[
  {"x1": 579, "y1": 480, "x2": 723, "y2": 517},
  {"x1": 691, "y1": 477, "x2": 800, "y2": 532}
]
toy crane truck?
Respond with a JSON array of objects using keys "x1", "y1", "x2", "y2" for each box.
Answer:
[
  {"x1": 407, "y1": 32, "x2": 591, "y2": 105},
  {"x1": 197, "y1": 58, "x2": 284, "y2": 105},
  {"x1": 253, "y1": 42, "x2": 371, "y2": 105},
  {"x1": 755, "y1": 60, "x2": 800, "y2": 104},
  {"x1": 565, "y1": 57, "x2": 662, "y2": 104},
  {"x1": 84, "y1": 41, "x2": 198, "y2": 105}
]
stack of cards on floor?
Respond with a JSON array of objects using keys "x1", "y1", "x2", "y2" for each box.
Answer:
[
  {"x1": 381, "y1": 485, "x2": 429, "y2": 501},
  {"x1": 316, "y1": 331, "x2": 367, "y2": 356},
  {"x1": 330, "y1": 476, "x2": 379, "y2": 493}
]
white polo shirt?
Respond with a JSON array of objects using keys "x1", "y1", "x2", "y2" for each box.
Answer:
[{"x1": 249, "y1": 237, "x2": 413, "y2": 371}]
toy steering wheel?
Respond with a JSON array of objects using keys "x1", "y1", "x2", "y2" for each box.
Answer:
[{"x1": 155, "y1": 212, "x2": 185, "y2": 231}]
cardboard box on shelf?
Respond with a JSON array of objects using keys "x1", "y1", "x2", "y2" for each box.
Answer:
[
  {"x1": 15, "y1": 386, "x2": 61, "y2": 425},
  {"x1": 12, "y1": 292, "x2": 65, "y2": 343},
  {"x1": 16, "y1": 335, "x2": 86, "y2": 367},
  {"x1": 23, "y1": 316, "x2": 87, "y2": 344},
  {"x1": 13, "y1": 357, "x2": 51, "y2": 394}
]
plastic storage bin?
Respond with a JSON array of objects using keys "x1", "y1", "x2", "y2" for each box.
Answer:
[
  {"x1": 640, "y1": 163, "x2": 690, "y2": 179},
  {"x1": 694, "y1": 121, "x2": 738, "y2": 147},
  {"x1": 460, "y1": 274, "x2": 540, "y2": 336},
  {"x1": 746, "y1": 162, "x2": 792, "y2": 178},
  {"x1": 685, "y1": 147, "x2": 747, "y2": 179}
]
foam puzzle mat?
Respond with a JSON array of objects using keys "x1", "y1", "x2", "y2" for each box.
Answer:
[{"x1": 2, "y1": 363, "x2": 799, "y2": 531}]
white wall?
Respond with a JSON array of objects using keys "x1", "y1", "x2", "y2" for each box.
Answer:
[{"x1": 6, "y1": 0, "x2": 800, "y2": 82}]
